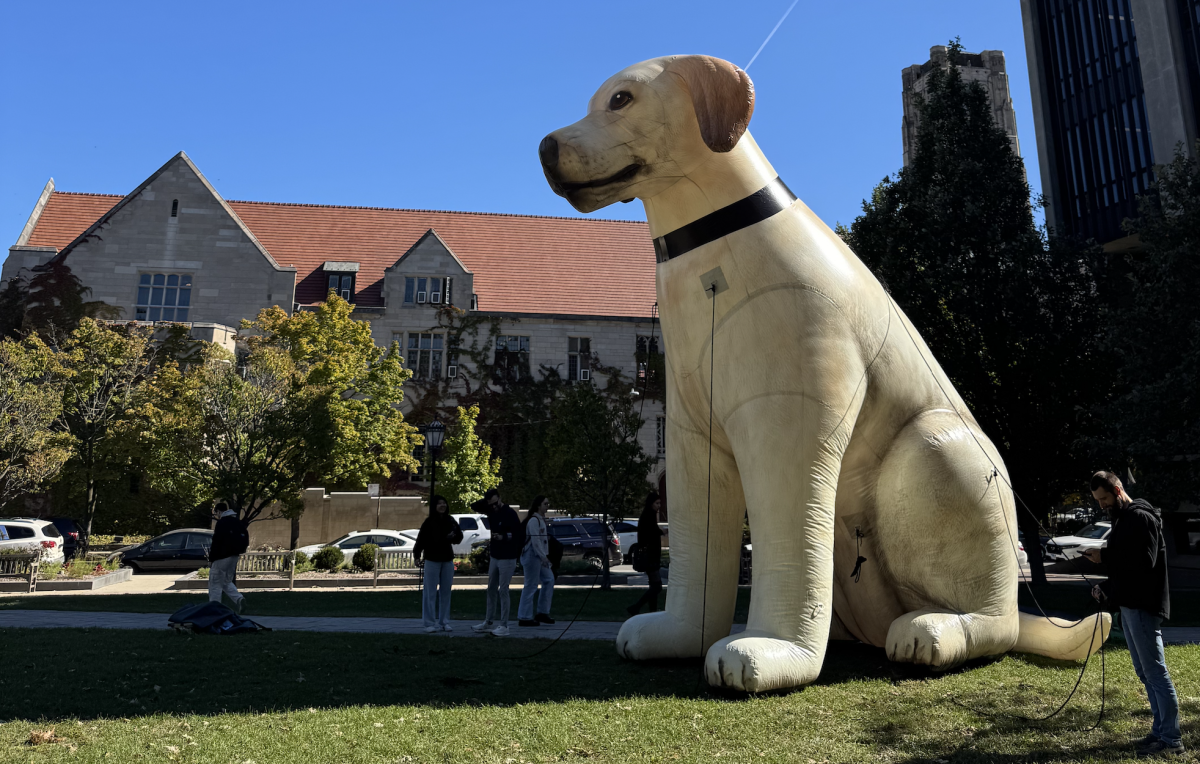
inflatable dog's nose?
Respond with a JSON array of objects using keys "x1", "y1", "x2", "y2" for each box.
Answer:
[{"x1": 538, "y1": 135, "x2": 559, "y2": 172}]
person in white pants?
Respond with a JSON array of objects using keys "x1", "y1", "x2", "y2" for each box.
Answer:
[
  {"x1": 517, "y1": 495, "x2": 555, "y2": 627},
  {"x1": 207, "y1": 503, "x2": 248, "y2": 613}
]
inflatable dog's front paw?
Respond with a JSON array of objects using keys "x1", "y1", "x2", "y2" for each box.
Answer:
[
  {"x1": 616, "y1": 611, "x2": 705, "y2": 660},
  {"x1": 704, "y1": 632, "x2": 822, "y2": 692}
]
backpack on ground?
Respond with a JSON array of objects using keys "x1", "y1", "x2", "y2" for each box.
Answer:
[{"x1": 168, "y1": 602, "x2": 265, "y2": 635}]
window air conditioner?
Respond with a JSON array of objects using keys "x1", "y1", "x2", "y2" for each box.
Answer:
[
  {"x1": 431, "y1": 292, "x2": 442, "y2": 304},
  {"x1": 416, "y1": 292, "x2": 427, "y2": 304},
  {"x1": 447, "y1": 365, "x2": 458, "y2": 378},
  {"x1": 580, "y1": 369, "x2": 590, "y2": 381}
]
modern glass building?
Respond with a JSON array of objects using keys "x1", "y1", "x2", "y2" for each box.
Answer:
[{"x1": 1021, "y1": 0, "x2": 1199, "y2": 246}]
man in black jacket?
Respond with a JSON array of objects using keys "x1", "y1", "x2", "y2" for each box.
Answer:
[
  {"x1": 208, "y1": 502, "x2": 249, "y2": 614},
  {"x1": 1083, "y1": 471, "x2": 1181, "y2": 757},
  {"x1": 470, "y1": 489, "x2": 523, "y2": 637}
]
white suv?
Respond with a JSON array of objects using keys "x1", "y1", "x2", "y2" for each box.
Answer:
[{"x1": 0, "y1": 518, "x2": 67, "y2": 564}]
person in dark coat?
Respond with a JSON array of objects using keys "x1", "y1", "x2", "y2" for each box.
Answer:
[
  {"x1": 413, "y1": 494, "x2": 464, "y2": 632},
  {"x1": 1083, "y1": 470, "x2": 1182, "y2": 756},
  {"x1": 470, "y1": 489, "x2": 524, "y2": 636},
  {"x1": 627, "y1": 492, "x2": 664, "y2": 617},
  {"x1": 208, "y1": 502, "x2": 248, "y2": 613}
]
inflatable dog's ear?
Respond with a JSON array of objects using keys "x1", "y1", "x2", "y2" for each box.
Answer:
[{"x1": 665, "y1": 55, "x2": 755, "y2": 153}]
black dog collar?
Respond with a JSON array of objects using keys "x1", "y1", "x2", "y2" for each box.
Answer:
[{"x1": 653, "y1": 177, "x2": 797, "y2": 263}]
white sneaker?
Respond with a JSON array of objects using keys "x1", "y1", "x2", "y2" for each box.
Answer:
[
  {"x1": 422, "y1": 626, "x2": 439, "y2": 633},
  {"x1": 491, "y1": 625, "x2": 510, "y2": 637},
  {"x1": 441, "y1": 623, "x2": 454, "y2": 632},
  {"x1": 471, "y1": 622, "x2": 492, "y2": 632}
]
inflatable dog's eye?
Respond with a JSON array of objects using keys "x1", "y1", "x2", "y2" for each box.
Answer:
[{"x1": 608, "y1": 91, "x2": 633, "y2": 111}]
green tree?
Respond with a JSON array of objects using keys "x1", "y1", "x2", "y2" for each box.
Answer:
[
  {"x1": 436, "y1": 404, "x2": 503, "y2": 513},
  {"x1": 144, "y1": 295, "x2": 420, "y2": 528},
  {"x1": 1097, "y1": 143, "x2": 1200, "y2": 513},
  {"x1": 843, "y1": 39, "x2": 1106, "y2": 582},
  {"x1": 54, "y1": 320, "x2": 158, "y2": 551},
  {"x1": 0, "y1": 334, "x2": 71, "y2": 508},
  {"x1": 544, "y1": 375, "x2": 653, "y2": 587}
]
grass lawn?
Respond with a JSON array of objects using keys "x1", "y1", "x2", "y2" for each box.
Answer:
[
  {"x1": 1, "y1": 627, "x2": 1198, "y2": 763},
  {"x1": 0, "y1": 588, "x2": 755, "y2": 624}
]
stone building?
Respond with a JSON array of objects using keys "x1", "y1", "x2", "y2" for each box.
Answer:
[
  {"x1": 1020, "y1": 0, "x2": 1200, "y2": 248},
  {"x1": 3, "y1": 152, "x2": 666, "y2": 480},
  {"x1": 901, "y1": 46, "x2": 1021, "y2": 166}
]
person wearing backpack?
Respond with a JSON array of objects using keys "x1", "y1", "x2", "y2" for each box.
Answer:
[
  {"x1": 414, "y1": 494, "x2": 464, "y2": 633},
  {"x1": 518, "y1": 495, "x2": 555, "y2": 627},
  {"x1": 626, "y1": 492, "x2": 664, "y2": 617},
  {"x1": 208, "y1": 502, "x2": 249, "y2": 613},
  {"x1": 1083, "y1": 471, "x2": 1181, "y2": 757}
]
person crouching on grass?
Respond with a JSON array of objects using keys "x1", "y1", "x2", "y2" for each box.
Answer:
[
  {"x1": 517, "y1": 495, "x2": 555, "y2": 627},
  {"x1": 1082, "y1": 470, "x2": 1182, "y2": 758},
  {"x1": 208, "y1": 502, "x2": 248, "y2": 613},
  {"x1": 414, "y1": 494, "x2": 463, "y2": 633}
]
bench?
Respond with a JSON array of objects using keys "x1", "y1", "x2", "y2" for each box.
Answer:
[{"x1": 0, "y1": 553, "x2": 41, "y2": 593}]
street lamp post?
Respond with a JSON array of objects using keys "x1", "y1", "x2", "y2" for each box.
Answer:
[{"x1": 424, "y1": 419, "x2": 446, "y2": 511}]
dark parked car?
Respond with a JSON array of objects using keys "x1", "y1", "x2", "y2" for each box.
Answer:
[
  {"x1": 108, "y1": 529, "x2": 213, "y2": 572},
  {"x1": 47, "y1": 517, "x2": 86, "y2": 560},
  {"x1": 547, "y1": 516, "x2": 622, "y2": 570}
]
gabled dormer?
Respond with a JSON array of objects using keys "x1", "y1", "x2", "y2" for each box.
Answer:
[{"x1": 383, "y1": 229, "x2": 473, "y2": 310}]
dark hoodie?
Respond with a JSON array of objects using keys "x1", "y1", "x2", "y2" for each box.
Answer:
[
  {"x1": 413, "y1": 513, "x2": 464, "y2": 563},
  {"x1": 209, "y1": 512, "x2": 249, "y2": 562},
  {"x1": 1098, "y1": 498, "x2": 1170, "y2": 619},
  {"x1": 471, "y1": 498, "x2": 524, "y2": 559}
]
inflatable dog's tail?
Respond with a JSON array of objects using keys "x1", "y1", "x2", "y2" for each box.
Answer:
[{"x1": 1014, "y1": 610, "x2": 1111, "y2": 661}]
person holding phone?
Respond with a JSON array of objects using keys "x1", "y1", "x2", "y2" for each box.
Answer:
[{"x1": 1083, "y1": 471, "x2": 1180, "y2": 757}]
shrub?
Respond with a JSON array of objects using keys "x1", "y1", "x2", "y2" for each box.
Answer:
[
  {"x1": 558, "y1": 559, "x2": 597, "y2": 575},
  {"x1": 312, "y1": 545, "x2": 344, "y2": 571},
  {"x1": 352, "y1": 543, "x2": 378, "y2": 572},
  {"x1": 38, "y1": 563, "x2": 64, "y2": 580},
  {"x1": 468, "y1": 544, "x2": 490, "y2": 572},
  {"x1": 293, "y1": 550, "x2": 309, "y2": 566},
  {"x1": 196, "y1": 567, "x2": 210, "y2": 579}
]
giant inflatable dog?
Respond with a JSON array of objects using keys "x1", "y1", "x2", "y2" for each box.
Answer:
[{"x1": 540, "y1": 55, "x2": 1109, "y2": 692}]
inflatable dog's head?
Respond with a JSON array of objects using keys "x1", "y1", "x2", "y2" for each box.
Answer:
[{"x1": 540, "y1": 55, "x2": 755, "y2": 213}]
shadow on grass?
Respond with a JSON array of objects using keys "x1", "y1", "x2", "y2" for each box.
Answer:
[{"x1": 0, "y1": 624, "x2": 1140, "y2": 731}]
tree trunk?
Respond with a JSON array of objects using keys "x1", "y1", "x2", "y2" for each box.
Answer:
[{"x1": 81, "y1": 473, "x2": 97, "y2": 559}]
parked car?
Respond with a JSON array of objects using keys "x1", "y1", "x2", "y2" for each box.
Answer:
[
  {"x1": 107, "y1": 528, "x2": 212, "y2": 571},
  {"x1": 0, "y1": 518, "x2": 66, "y2": 564},
  {"x1": 1045, "y1": 521, "x2": 1112, "y2": 562},
  {"x1": 296, "y1": 529, "x2": 416, "y2": 563},
  {"x1": 546, "y1": 516, "x2": 622, "y2": 570},
  {"x1": 47, "y1": 517, "x2": 86, "y2": 560},
  {"x1": 611, "y1": 521, "x2": 639, "y2": 564},
  {"x1": 401, "y1": 513, "x2": 490, "y2": 556}
]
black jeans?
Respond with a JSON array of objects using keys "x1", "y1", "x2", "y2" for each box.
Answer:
[{"x1": 628, "y1": 568, "x2": 663, "y2": 614}]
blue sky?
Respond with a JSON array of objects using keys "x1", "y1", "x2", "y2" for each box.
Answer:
[{"x1": 1, "y1": 0, "x2": 1041, "y2": 253}]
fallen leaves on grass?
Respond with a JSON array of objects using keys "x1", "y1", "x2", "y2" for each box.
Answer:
[{"x1": 26, "y1": 728, "x2": 58, "y2": 746}]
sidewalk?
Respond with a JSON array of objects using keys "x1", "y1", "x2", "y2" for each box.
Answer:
[{"x1": 3, "y1": 609, "x2": 1200, "y2": 645}]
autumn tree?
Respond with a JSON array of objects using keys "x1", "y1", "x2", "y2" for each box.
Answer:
[
  {"x1": 144, "y1": 295, "x2": 420, "y2": 530},
  {"x1": 435, "y1": 404, "x2": 503, "y2": 513},
  {"x1": 0, "y1": 335, "x2": 71, "y2": 508},
  {"x1": 54, "y1": 320, "x2": 158, "y2": 551}
]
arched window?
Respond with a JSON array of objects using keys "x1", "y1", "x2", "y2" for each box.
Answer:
[{"x1": 170, "y1": 199, "x2": 179, "y2": 218}]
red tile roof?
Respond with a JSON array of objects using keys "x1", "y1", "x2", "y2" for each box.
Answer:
[{"x1": 25, "y1": 192, "x2": 657, "y2": 318}]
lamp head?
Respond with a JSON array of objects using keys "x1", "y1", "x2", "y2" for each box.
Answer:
[{"x1": 425, "y1": 419, "x2": 446, "y2": 450}]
